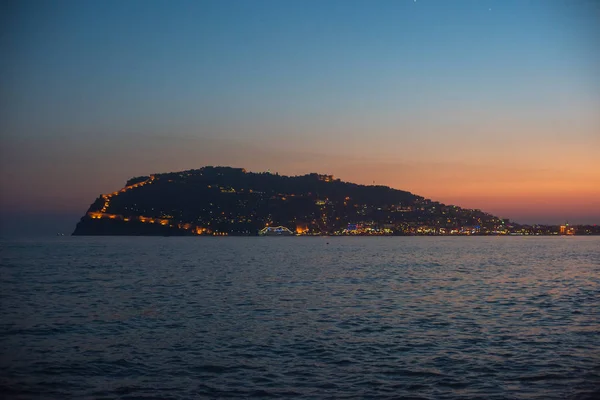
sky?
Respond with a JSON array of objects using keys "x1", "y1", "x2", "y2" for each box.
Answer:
[{"x1": 1, "y1": 0, "x2": 599, "y2": 234}]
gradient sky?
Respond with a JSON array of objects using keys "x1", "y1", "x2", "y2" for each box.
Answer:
[{"x1": 1, "y1": 0, "x2": 599, "y2": 234}]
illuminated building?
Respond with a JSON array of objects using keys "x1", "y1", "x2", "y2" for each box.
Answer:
[
  {"x1": 259, "y1": 226, "x2": 294, "y2": 236},
  {"x1": 560, "y1": 223, "x2": 576, "y2": 236},
  {"x1": 295, "y1": 222, "x2": 308, "y2": 234}
]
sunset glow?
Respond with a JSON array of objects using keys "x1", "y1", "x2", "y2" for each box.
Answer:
[{"x1": 1, "y1": 0, "x2": 599, "y2": 233}]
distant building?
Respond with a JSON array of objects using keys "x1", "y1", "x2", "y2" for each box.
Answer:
[
  {"x1": 560, "y1": 223, "x2": 575, "y2": 235},
  {"x1": 295, "y1": 222, "x2": 308, "y2": 234},
  {"x1": 259, "y1": 226, "x2": 294, "y2": 236},
  {"x1": 308, "y1": 173, "x2": 335, "y2": 182}
]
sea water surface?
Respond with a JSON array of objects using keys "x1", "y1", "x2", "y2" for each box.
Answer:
[{"x1": 1, "y1": 236, "x2": 599, "y2": 399}]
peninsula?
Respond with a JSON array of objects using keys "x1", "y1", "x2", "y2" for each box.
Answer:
[{"x1": 72, "y1": 166, "x2": 598, "y2": 236}]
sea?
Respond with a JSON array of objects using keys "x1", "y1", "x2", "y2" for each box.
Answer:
[{"x1": 1, "y1": 236, "x2": 599, "y2": 399}]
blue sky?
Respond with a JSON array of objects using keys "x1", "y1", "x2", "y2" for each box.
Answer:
[{"x1": 1, "y1": 0, "x2": 599, "y2": 233}]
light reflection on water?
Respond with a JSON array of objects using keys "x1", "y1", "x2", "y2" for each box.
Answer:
[{"x1": 1, "y1": 236, "x2": 599, "y2": 399}]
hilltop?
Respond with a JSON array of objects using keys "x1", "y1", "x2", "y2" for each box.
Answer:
[{"x1": 73, "y1": 166, "x2": 508, "y2": 236}]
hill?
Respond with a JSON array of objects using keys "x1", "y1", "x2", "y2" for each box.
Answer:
[{"x1": 72, "y1": 166, "x2": 507, "y2": 236}]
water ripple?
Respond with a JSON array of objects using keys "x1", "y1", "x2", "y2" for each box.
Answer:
[{"x1": 1, "y1": 236, "x2": 599, "y2": 399}]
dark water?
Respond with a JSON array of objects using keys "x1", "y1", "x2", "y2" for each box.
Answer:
[{"x1": 1, "y1": 237, "x2": 599, "y2": 399}]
